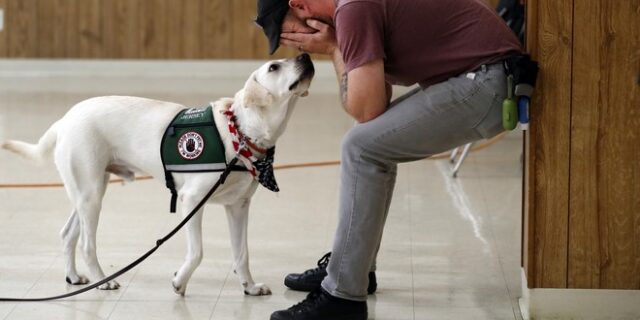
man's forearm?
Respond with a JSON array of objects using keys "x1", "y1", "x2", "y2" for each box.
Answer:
[
  {"x1": 385, "y1": 82, "x2": 392, "y2": 105},
  {"x1": 331, "y1": 49, "x2": 349, "y2": 109},
  {"x1": 331, "y1": 50, "x2": 389, "y2": 123}
]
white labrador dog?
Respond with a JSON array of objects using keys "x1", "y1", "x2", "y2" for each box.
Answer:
[{"x1": 2, "y1": 53, "x2": 315, "y2": 296}]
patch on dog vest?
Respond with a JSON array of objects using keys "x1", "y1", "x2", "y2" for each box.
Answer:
[
  {"x1": 161, "y1": 106, "x2": 244, "y2": 213},
  {"x1": 161, "y1": 106, "x2": 226, "y2": 172}
]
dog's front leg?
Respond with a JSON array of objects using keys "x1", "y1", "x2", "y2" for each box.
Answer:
[
  {"x1": 172, "y1": 196, "x2": 205, "y2": 296},
  {"x1": 225, "y1": 199, "x2": 271, "y2": 296}
]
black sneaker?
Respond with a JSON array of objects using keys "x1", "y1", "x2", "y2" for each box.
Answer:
[
  {"x1": 270, "y1": 288, "x2": 367, "y2": 320},
  {"x1": 284, "y1": 252, "x2": 377, "y2": 295}
]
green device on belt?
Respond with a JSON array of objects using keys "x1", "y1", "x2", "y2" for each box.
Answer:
[
  {"x1": 502, "y1": 55, "x2": 539, "y2": 131},
  {"x1": 502, "y1": 74, "x2": 518, "y2": 130}
]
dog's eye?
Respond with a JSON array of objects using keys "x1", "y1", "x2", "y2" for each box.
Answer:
[{"x1": 268, "y1": 64, "x2": 280, "y2": 72}]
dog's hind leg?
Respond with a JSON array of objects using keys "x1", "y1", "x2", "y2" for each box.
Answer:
[
  {"x1": 225, "y1": 198, "x2": 271, "y2": 296},
  {"x1": 171, "y1": 193, "x2": 205, "y2": 296},
  {"x1": 60, "y1": 209, "x2": 89, "y2": 285},
  {"x1": 61, "y1": 167, "x2": 120, "y2": 290},
  {"x1": 76, "y1": 172, "x2": 120, "y2": 290}
]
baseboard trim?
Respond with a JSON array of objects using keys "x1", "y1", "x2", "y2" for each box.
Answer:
[{"x1": 519, "y1": 268, "x2": 640, "y2": 320}]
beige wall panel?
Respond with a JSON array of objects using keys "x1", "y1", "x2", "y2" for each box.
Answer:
[
  {"x1": 166, "y1": 0, "x2": 201, "y2": 59},
  {"x1": 65, "y1": 0, "x2": 79, "y2": 57},
  {"x1": 231, "y1": 0, "x2": 257, "y2": 59},
  {"x1": 38, "y1": 0, "x2": 76, "y2": 57},
  {"x1": 77, "y1": 0, "x2": 103, "y2": 58},
  {"x1": 103, "y1": 0, "x2": 141, "y2": 58},
  {"x1": 0, "y1": 0, "x2": 7, "y2": 57},
  {"x1": 7, "y1": 0, "x2": 37, "y2": 58},
  {"x1": 0, "y1": 0, "x2": 314, "y2": 59},
  {"x1": 201, "y1": 0, "x2": 231, "y2": 59},
  {"x1": 140, "y1": 0, "x2": 167, "y2": 59}
]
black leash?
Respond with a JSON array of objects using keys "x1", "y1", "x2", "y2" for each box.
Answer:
[{"x1": 0, "y1": 158, "x2": 239, "y2": 302}]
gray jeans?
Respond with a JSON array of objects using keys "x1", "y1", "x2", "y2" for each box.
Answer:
[{"x1": 321, "y1": 63, "x2": 508, "y2": 301}]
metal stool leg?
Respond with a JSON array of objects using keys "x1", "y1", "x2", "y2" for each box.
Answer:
[
  {"x1": 449, "y1": 147, "x2": 460, "y2": 163},
  {"x1": 451, "y1": 142, "x2": 474, "y2": 178}
]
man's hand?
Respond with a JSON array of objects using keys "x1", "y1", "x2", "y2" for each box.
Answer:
[{"x1": 280, "y1": 19, "x2": 337, "y2": 55}]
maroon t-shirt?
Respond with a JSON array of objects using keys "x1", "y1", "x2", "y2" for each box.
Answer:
[{"x1": 335, "y1": 0, "x2": 523, "y2": 87}]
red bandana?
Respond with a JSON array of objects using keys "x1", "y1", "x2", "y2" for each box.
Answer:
[{"x1": 223, "y1": 110, "x2": 279, "y2": 192}]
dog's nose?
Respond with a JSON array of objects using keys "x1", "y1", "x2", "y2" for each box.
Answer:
[
  {"x1": 297, "y1": 53, "x2": 311, "y2": 63},
  {"x1": 295, "y1": 53, "x2": 315, "y2": 79}
]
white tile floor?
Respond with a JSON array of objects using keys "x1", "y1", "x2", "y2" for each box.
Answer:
[{"x1": 0, "y1": 60, "x2": 523, "y2": 320}]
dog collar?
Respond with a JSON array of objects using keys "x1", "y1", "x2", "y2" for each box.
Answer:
[{"x1": 224, "y1": 110, "x2": 279, "y2": 193}]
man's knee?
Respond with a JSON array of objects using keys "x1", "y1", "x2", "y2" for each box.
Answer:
[
  {"x1": 341, "y1": 124, "x2": 396, "y2": 169},
  {"x1": 341, "y1": 125, "x2": 373, "y2": 157}
]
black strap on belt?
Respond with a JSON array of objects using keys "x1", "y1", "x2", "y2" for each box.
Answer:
[
  {"x1": 503, "y1": 54, "x2": 539, "y2": 96},
  {"x1": 0, "y1": 157, "x2": 239, "y2": 302}
]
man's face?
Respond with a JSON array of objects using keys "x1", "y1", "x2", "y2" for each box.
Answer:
[
  {"x1": 288, "y1": 0, "x2": 314, "y2": 20},
  {"x1": 281, "y1": 10, "x2": 315, "y2": 34},
  {"x1": 286, "y1": 0, "x2": 334, "y2": 26}
]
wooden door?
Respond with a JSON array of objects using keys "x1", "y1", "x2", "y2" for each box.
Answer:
[
  {"x1": 524, "y1": 0, "x2": 640, "y2": 289},
  {"x1": 568, "y1": 0, "x2": 640, "y2": 289}
]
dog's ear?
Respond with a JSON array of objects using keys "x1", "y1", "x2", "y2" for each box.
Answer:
[{"x1": 243, "y1": 77, "x2": 275, "y2": 108}]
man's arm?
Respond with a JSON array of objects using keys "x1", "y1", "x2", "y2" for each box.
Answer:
[{"x1": 332, "y1": 50, "x2": 388, "y2": 123}]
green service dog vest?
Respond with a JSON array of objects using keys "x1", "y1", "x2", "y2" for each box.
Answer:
[{"x1": 161, "y1": 106, "x2": 246, "y2": 213}]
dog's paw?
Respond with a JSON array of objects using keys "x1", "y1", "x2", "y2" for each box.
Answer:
[
  {"x1": 172, "y1": 279, "x2": 187, "y2": 296},
  {"x1": 172, "y1": 272, "x2": 187, "y2": 296},
  {"x1": 97, "y1": 281, "x2": 120, "y2": 290},
  {"x1": 243, "y1": 283, "x2": 271, "y2": 296},
  {"x1": 65, "y1": 275, "x2": 90, "y2": 285}
]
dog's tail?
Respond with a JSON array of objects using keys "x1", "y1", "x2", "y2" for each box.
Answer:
[{"x1": 1, "y1": 121, "x2": 59, "y2": 166}]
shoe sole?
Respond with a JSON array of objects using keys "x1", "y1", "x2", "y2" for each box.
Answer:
[
  {"x1": 271, "y1": 313, "x2": 367, "y2": 320},
  {"x1": 284, "y1": 278, "x2": 377, "y2": 295}
]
